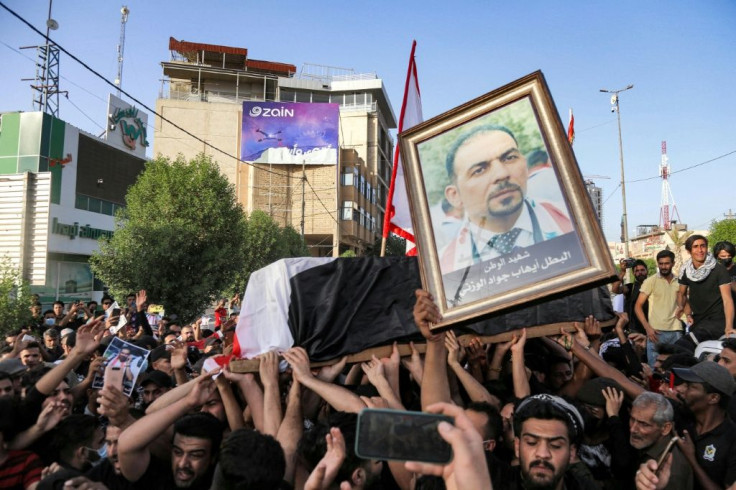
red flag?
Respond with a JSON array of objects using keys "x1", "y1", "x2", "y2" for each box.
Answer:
[
  {"x1": 382, "y1": 41, "x2": 423, "y2": 255},
  {"x1": 567, "y1": 108, "x2": 575, "y2": 145}
]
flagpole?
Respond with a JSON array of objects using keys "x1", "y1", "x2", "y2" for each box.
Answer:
[{"x1": 381, "y1": 40, "x2": 418, "y2": 257}]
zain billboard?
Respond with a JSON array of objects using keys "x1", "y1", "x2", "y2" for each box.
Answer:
[{"x1": 241, "y1": 102, "x2": 339, "y2": 165}]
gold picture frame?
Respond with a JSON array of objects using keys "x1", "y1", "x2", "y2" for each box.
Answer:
[{"x1": 399, "y1": 71, "x2": 616, "y2": 330}]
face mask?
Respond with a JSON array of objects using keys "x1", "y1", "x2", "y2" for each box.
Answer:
[
  {"x1": 719, "y1": 258, "x2": 733, "y2": 267},
  {"x1": 45, "y1": 318, "x2": 56, "y2": 326}
]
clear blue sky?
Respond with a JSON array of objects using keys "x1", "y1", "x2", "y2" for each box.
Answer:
[{"x1": 1, "y1": 0, "x2": 735, "y2": 243}]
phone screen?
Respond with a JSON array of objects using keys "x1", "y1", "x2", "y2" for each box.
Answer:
[
  {"x1": 355, "y1": 409, "x2": 453, "y2": 464},
  {"x1": 112, "y1": 308, "x2": 121, "y2": 318}
]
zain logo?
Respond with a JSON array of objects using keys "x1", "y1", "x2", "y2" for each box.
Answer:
[
  {"x1": 248, "y1": 106, "x2": 294, "y2": 118},
  {"x1": 109, "y1": 106, "x2": 149, "y2": 151}
]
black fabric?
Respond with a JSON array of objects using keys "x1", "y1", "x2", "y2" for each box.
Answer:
[{"x1": 287, "y1": 257, "x2": 614, "y2": 361}]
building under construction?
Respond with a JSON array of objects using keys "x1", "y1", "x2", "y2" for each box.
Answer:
[{"x1": 154, "y1": 38, "x2": 397, "y2": 256}]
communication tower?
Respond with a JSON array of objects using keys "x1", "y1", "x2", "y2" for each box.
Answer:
[
  {"x1": 659, "y1": 141, "x2": 681, "y2": 230},
  {"x1": 115, "y1": 6, "x2": 130, "y2": 96}
]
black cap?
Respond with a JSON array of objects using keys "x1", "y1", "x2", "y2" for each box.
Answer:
[
  {"x1": 576, "y1": 377, "x2": 623, "y2": 407},
  {"x1": 673, "y1": 361, "x2": 736, "y2": 396}
]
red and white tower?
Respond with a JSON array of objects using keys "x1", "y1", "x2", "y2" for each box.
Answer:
[{"x1": 659, "y1": 141, "x2": 681, "y2": 230}]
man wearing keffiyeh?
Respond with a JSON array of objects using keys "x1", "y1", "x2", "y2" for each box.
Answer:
[{"x1": 676, "y1": 234, "x2": 735, "y2": 351}]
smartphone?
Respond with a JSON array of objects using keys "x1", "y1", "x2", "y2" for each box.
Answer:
[
  {"x1": 112, "y1": 308, "x2": 121, "y2": 318},
  {"x1": 655, "y1": 436, "x2": 679, "y2": 473},
  {"x1": 103, "y1": 364, "x2": 125, "y2": 391},
  {"x1": 355, "y1": 408, "x2": 453, "y2": 464}
]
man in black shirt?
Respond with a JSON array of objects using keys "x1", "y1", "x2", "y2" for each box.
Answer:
[
  {"x1": 677, "y1": 235, "x2": 734, "y2": 349},
  {"x1": 613, "y1": 258, "x2": 650, "y2": 334},
  {"x1": 673, "y1": 361, "x2": 736, "y2": 489}
]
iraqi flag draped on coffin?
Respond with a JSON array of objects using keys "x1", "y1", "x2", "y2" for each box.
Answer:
[{"x1": 232, "y1": 256, "x2": 614, "y2": 362}]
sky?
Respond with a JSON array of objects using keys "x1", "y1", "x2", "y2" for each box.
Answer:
[{"x1": 1, "y1": 0, "x2": 735, "y2": 244}]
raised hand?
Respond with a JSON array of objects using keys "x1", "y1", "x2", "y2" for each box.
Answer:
[
  {"x1": 304, "y1": 427, "x2": 348, "y2": 490},
  {"x1": 361, "y1": 356, "x2": 386, "y2": 386},
  {"x1": 282, "y1": 347, "x2": 313, "y2": 383},
  {"x1": 317, "y1": 356, "x2": 348, "y2": 382},
  {"x1": 401, "y1": 341, "x2": 424, "y2": 384},
  {"x1": 170, "y1": 341, "x2": 188, "y2": 371},
  {"x1": 444, "y1": 330, "x2": 464, "y2": 367},
  {"x1": 35, "y1": 401, "x2": 66, "y2": 433},
  {"x1": 259, "y1": 350, "x2": 280, "y2": 388},
  {"x1": 413, "y1": 290, "x2": 442, "y2": 341},
  {"x1": 97, "y1": 384, "x2": 130, "y2": 427},
  {"x1": 601, "y1": 386, "x2": 624, "y2": 418}
]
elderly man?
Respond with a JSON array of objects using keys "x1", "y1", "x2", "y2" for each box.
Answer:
[
  {"x1": 439, "y1": 124, "x2": 573, "y2": 272},
  {"x1": 628, "y1": 392, "x2": 692, "y2": 489}
]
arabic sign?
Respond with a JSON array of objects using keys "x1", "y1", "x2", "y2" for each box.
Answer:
[
  {"x1": 105, "y1": 94, "x2": 149, "y2": 158},
  {"x1": 442, "y1": 233, "x2": 586, "y2": 307},
  {"x1": 241, "y1": 102, "x2": 339, "y2": 165}
]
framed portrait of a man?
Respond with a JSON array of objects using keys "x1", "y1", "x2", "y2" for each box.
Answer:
[{"x1": 399, "y1": 71, "x2": 616, "y2": 330}]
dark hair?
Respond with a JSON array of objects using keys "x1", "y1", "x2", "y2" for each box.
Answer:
[
  {"x1": 213, "y1": 429, "x2": 285, "y2": 490},
  {"x1": 445, "y1": 124, "x2": 518, "y2": 179},
  {"x1": 53, "y1": 300, "x2": 64, "y2": 308},
  {"x1": 298, "y1": 411, "x2": 361, "y2": 484},
  {"x1": 21, "y1": 341, "x2": 41, "y2": 352},
  {"x1": 632, "y1": 259, "x2": 647, "y2": 269},
  {"x1": 656, "y1": 250, "x2": 676, "y2": 262},
  {"x1": 656, "y1": 343, "x2": 689, "y2": 357},
  {"x1": 466, "y1": 401, "x2": 503, "y2": 441},
  {"x1": 660, "y1": 353, "x2": 697, "y2": 372},
  {"x1": 514, "y1": 396, "x2": 582, "y2": 446},
  {"x1": 0, "y1": 398, "x2": 21, "y2": 440},
  {"x1": 722, "y1": 338, "x2": 736, "y2": 353},
  {"x1": 43, "y1": 309, "x2": 55, "y2": 318},
  {"x1": 173, "y1": 412, "x2": 223, "y2": 454},
  {"x1": 685, "y1": 234, "x2": 708, "y2": 252},
  {"x1": 53, "y1": 414, "x2": 100, "y2": 465},
  {"x1": 713, "y1": 241, "x2": 736, "y2": 257}
]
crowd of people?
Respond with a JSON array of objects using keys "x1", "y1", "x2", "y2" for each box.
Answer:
[{"x1": 0, "y1": 237, "x2": 735, "y2": 489}]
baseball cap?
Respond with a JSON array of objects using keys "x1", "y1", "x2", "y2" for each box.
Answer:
[
  {"x1": 205, "y1": 336, "x2": 222, "y2": 348},
  {"x1": 139, "y1": 370, "x2": 173, "y2": 389},
  {"x1": 672, "y1": 361, "x2": 736, "y2": 396},
  {"x1": 0, "y1": 359, "x2": 26, "y2": 376}
]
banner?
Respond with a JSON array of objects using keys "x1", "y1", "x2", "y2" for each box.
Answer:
[{"x1": 241, "y1": 102, "x2": 339, "y2": 165}]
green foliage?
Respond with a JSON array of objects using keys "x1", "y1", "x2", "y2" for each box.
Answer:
[
  {"x1": 340, "y1": 250, "x2": 357, "y2": 258},
  {"x1": 708, "y1": 219, "x2": 736, "y2": 248},
  {"x1": 642, "y1": 258, "x2": 657, "y2": 276},
  {"x1": 417, "y1": 98, "x2": 544, "y2": 206},
  {"x1": 89, "y1": 154, "x2": 246, "y2": 322},
  {"x1": 0, "y1": 258, "x2": 32, "y2": 336},
  {"x1": 230, "y1": 210, "x2": 310, "y2": 293},
  {"x1": 366, "y1": 235, "x2": 407, "y2": 256}
]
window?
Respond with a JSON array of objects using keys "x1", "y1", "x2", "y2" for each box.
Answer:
[
  {"x1": 312, "y1": 92, "x2": 329, "y2": 103},
  {"x1": 341, "y1": 171, "x2": 354, "y2": 187},
  {"x1": 296, "y1": 91, "x2": 311, "y2": 103},
  {"x1": 75, "y1": 194, "x2": 88, "y2": 211},
  {"x1": 359, "y1": 175, "x2": 366, "y2": 196},
  {"x1": 101, "y1": 201, "x2": 113, "y2": 216},
  {"x1": 341, "y1": 201, "x2": 355, "y2": 221},
  {"x1": 87, "y1": 198, "x2": 102, "y2": 214},
  {"x1": 279, "y1": 89, "x2": 296, "y2": 102},
  {"x1": 75, "y1": 194, "x2": 124, "y2": 216},
  {"x1": 366, "y1": 182, "x2": 372, "y2": 201},
  {"x1": 331, "y1": 93, "x2": 343, "y2": 105}
]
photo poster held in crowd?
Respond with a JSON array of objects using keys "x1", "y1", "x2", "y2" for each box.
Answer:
[
  {"x1": 399, "y1": 71, "x2": 617, "y2": 330},
  {"x1": 92, "y1": 337, "x2": 149, "y2": 397},
  {"x1": 241, "y1": 101, "x2": 339, "y2": 165}
]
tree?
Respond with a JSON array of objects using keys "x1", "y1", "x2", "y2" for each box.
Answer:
[
  {"x1": 90, "y1": 154, "x2": 247, "y2": 322},
  {"x1": 708, "y1": 219, "x2": 736, "y2": 247},
  {"x1": 230, "y1": 210, "x2": 309, "y2": 293},
  {"x1": 367, "y1": 235, "x2": 407, "y2": 257},
  {"x1": 0, "y1": 258, "x2": 32, "y2": 336}
]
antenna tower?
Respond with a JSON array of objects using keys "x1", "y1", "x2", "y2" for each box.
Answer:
[
  {"x1": 658, "y1": 141, "x2": 681, "y2": 230},
  {"x1": 20, "y1": 0, "x2": 65, "y2": 116},
  {"x1": 115, "y1": 6, "x2": 130, "y2": 96}
]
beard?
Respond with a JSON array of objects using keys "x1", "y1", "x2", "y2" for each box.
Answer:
[
  {"x1": 486, "y1": 182, "x2": 524, "y2": 217},
  {"x1": 522, "y1": 459, "x2": 565, "y2": 489}
]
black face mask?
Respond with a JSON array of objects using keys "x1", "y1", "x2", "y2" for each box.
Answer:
[{"x1": 718, "y1": 258, "x2": 733, "y2": 268}]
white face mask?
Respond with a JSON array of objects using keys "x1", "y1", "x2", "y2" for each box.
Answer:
[{"x1": 45, "y1": 318, "x2": 56, "y2": 326}]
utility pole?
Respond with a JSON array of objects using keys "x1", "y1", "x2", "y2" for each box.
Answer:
[
  {"x1": 601, "y1": 84, "x2": 634, "y2": 257},
  {"x1": 300, "y1": 160, "x2": 306, "y2": 238},
  {"x1": 115, "y1": 6, "x2": 130, "y2": 97}
]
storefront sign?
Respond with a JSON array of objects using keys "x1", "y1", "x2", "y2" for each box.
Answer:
[{"x1": 52, "y1": 217, "x2": 113, "y2": 240}]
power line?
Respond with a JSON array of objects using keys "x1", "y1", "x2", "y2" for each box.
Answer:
[
  {"x1": 626, "y1": 150, "x2": 736, "y2": 184},
  {"x1": 0, "y1": 2, "x2": 291, "y2": 180}
]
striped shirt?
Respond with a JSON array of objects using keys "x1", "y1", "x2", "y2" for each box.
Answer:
[{"x1": 0, "y1": 450, "x2": 42, "y2": 489}]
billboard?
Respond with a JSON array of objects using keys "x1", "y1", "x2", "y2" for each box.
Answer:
[
  {"x1": 241, "y1": 102, "x2": 339, "y2": 165},
  {"x1": 105, "y1": 94, "x2": 149, "y2": 158}
]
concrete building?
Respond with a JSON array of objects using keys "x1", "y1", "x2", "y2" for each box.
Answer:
[
  {"x1": 154, "y1": 38, "x2": 397, "y2": 256},
  {"x1": 0, "y1": 110, "x2": 146, "y2": 307}
]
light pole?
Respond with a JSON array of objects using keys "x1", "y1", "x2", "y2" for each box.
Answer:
[{"x1": 601, "y1": 84, "x2": 634, "y2": 258}]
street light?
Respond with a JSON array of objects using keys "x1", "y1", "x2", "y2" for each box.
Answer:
[{"x1": 600, "y1": 84, "x2": 634, "y2": 258}]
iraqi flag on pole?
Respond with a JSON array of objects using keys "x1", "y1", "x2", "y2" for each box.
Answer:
[
  {"x1": 567, "y1": 108, "x2": 575, "y2": 145},
  {"x1": 231, "y1": 257, "x2": 615, "y2": 361},
  {"x1": 382, "y1": 40, "x2": 423, "y2": 255}
]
